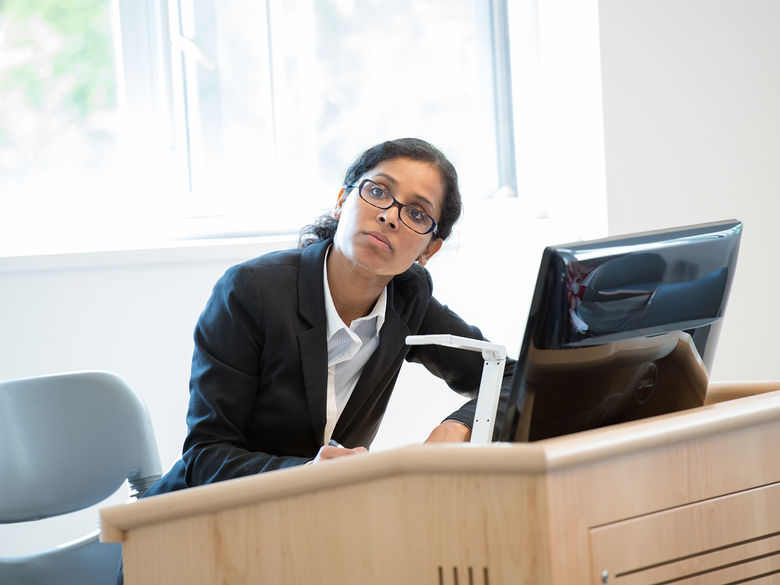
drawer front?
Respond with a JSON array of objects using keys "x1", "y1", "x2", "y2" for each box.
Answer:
[{"x1": 589, "y1": 482, "x2": 780, "y2": 585}]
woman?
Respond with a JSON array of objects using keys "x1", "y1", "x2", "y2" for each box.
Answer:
[{"x1": 145, "y1": 137, "x2": 514, "y2": 495}]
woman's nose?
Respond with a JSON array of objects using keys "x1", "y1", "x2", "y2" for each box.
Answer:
[{"x1": 378, "y1": 207, "x2": 400, "y2": 229}]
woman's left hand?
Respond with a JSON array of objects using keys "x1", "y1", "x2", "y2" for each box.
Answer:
[{"x1": 424, "y1": 420, "x2": 471, "y2": 443}]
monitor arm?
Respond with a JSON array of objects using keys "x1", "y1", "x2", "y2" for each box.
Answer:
[{"x1": 405, "y1": 334, "x2": 507, "y2": 444}]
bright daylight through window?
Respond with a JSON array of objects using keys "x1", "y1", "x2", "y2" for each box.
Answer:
[
  {"x1": 169, "y1": 0, "x2": 505, "y2": 238},
  {"x1": 1, "y1": 0, "x2": 606, "y2": 255},
  {"x1": 0, "y1": 0, "x2": 124, "y2": 253}
]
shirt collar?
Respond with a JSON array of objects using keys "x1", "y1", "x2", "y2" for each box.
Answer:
[{"x1": 323, "y1": 246, "x2": 387, "y2": 340}]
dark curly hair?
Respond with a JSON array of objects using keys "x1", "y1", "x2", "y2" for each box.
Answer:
[{"x1": 299, "y1": 138, "x2": 462, "y2": 247}]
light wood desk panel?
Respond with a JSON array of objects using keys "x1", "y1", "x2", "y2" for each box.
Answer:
[{"x1": 102, "y1": 388, "x2": 780, "y2": 584}]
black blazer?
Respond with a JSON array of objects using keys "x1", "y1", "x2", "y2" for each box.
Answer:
[{"x1": 146, "y1": 239, "x2": 514, "y2": 496}]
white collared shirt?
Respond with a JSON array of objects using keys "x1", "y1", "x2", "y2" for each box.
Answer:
[{"x1": 322, "y1": 247, "x2": 387, "y2": 445}]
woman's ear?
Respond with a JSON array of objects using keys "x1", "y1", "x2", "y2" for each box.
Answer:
[
  {"x1": 419, "y1": 238, "x2": 443, "y2": 265},
  {"x1": 333, "y1": 187, "x2": 346, "y2": 218}
]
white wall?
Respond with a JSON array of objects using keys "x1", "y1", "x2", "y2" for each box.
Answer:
[{"x1": 599, "y1": 0, "x2": 780, "y2": 380}]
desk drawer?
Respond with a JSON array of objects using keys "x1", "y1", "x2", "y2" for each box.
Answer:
[{"x1": 589, "y1": 482, "x2": 780, "y2": 584}]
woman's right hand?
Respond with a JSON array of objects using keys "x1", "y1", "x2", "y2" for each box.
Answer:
[{"x1": 310, "y1": 444, "x2": 367, "y2": 465}]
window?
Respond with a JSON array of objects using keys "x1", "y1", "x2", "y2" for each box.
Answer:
[
  {"x1": 170, "y1": 0, "x2": 507, "y2": 237},
  {"x1": 0, "y1": 0, "x2": 123, "y2": 253},
  {"x1": 1, "y1": 0, "x2": 606, "y2": 254}
]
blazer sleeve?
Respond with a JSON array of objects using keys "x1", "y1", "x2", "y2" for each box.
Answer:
[
  {"x1": 405, "y1": 294, "x2": 517, "y2": 431},
  {"x1": 181, "y1": 264, "x2": 309, "y2": 487}
]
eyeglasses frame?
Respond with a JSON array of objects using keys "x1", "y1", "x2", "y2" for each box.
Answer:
[{"x1": 349, "y1": 178, "x2": 439, "y2": 236}]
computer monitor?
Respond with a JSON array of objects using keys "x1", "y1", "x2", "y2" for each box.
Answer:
[{"x1": 496, "y1": 219, "x2": 743, "y2": 442}]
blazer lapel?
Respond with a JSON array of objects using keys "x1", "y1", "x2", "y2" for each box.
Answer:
[
  {"x1": 296, "y1": 240, "x2": 330, "y2": 445},
  {"x1": 333, "y1": 280, "x2": 410, "y2": 438}
]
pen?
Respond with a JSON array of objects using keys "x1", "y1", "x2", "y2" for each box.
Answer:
[{"x1": 328, "y1": 439, "x2": 345, "y2": 448}]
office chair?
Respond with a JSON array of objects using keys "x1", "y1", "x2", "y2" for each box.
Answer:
[{"x1": 0, "y1": 371, "x2": 161, "y2": 584}]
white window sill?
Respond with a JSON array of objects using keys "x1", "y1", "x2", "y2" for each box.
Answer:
[{"x1": 0, "y1": 233, "x2": 299, "y2": 274}]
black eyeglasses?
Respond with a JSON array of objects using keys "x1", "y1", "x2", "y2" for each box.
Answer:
[{"x1": 350, "y1": 179, "x2": 438, "y2": 235}]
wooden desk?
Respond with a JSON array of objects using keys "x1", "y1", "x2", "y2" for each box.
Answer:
[{"x1": 101, "y1": 389, "x2": 780, "y2": 584}]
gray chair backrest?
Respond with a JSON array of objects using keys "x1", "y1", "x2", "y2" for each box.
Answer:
[{"x1": 0, "y1": 371, "x2": 161, "y2": 522}]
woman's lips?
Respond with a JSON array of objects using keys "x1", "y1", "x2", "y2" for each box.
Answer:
[{"x1": 365, "y1": 231, "x2": 392, "y2": 250}]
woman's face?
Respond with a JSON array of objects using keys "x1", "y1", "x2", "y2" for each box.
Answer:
[{"x1": 332, "y1": 157, "x2": 445, "y2": 278}]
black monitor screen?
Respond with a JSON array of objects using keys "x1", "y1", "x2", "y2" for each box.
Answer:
[{"x1": 497, "y1": 219, "x2": 742, "y2": 442}]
